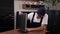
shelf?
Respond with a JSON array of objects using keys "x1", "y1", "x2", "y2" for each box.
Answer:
[
  {"x1": 17, "y1": 9, "x2": 37, "y2": 12},
  {"x1": 22, "y1": 4, "x2": 43, "y2": 9}
]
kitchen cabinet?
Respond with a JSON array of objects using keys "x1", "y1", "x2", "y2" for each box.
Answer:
[{"x1": 0, "y1": 0, "x2": 14, "y2": 32}]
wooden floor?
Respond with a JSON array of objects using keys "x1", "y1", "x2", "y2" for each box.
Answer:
[{"x1": 0, "y1": 29, "x2": 46, "y2": 34}]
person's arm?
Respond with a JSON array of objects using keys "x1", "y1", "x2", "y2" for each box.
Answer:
[
  {"x1": 41, "y1": 24, "x2": 47, "y2": 31},
  {"x1": 26, "y1": 24, "x2": 47, "y2": 31},
  {"x1": 41, "y1": 14, "x2": 48, "y2": 31}
]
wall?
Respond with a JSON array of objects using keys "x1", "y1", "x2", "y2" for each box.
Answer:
[
  {"x1": 56, "y1": 3, "x2": 60, "y2": 10},
  {"x1": 14, "y1": 1, "x2": 24, "y2": 12}
]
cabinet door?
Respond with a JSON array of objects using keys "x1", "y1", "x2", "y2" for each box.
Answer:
[
  {"x1": 0, "y1": 0, "x2": 14, "y2": 32},
  {"x1": 47, "y1": 10, "x2": 60, "y2": 32}
]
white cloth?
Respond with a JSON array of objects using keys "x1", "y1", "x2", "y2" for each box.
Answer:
[{"x1": 28, "y1": 12, "x2": 48, "y2": 25}]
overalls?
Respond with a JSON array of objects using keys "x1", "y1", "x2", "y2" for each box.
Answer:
[{"x1": 27, "y1": 12, "x2": 43, "y2": 28}]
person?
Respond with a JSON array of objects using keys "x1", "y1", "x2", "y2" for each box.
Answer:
[{"x1": 26, "y1": 6, "x2": 48, "y2": 31}]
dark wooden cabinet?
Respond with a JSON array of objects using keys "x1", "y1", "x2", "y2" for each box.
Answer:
[
  {"x1": 0, "y1": 0, "x2": 14, "y2": 32},
  {"x1": 47, "y1": 10, "x2": 60, "y2": 34}
]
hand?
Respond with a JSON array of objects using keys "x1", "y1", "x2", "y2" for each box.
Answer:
[
  {"x1": 19, "y1": 12, "x2": 23, "y2": 15},
  {"x1": 39, "y1": 27, "x2": 44, "y2": 30}
]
